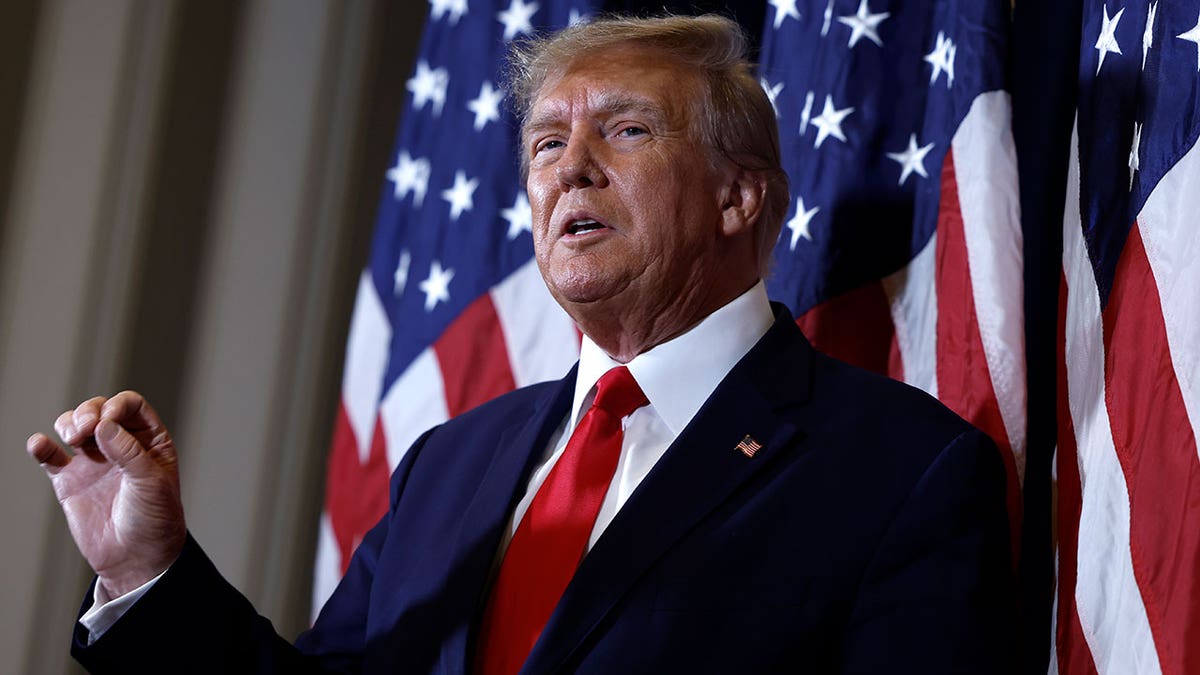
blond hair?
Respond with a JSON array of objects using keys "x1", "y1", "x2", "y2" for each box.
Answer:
[{"x1": 508, "y1": 14, "x2": 790, "y2": 274}]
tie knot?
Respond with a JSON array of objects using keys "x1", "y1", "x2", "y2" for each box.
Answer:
[{"x1": 592, "y1": 366, "x2": 648, "y2": 419}]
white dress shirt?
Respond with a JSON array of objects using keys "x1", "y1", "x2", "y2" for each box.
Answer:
[
  {"x1": 79, "y1": 281, "x2": 775, "y2": 644},
  {"x1": 502, "y1": 280, "x2": 774, "y2": 553}
]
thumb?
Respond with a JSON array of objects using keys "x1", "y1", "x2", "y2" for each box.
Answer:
[{"x1": 94, "y1": 418, "x2": 148, "y2": 472}]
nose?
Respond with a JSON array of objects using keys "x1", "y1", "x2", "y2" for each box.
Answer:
[{"x1": 555, "y1": 135, "x2": 607, "y2": 190}]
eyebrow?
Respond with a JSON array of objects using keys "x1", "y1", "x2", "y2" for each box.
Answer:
[{"x1": 524, "y1": 92, "x2": 668, "y2": 137}]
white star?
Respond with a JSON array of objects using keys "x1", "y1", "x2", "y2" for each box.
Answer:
[
  {"x1": 502, "y1": 191, "x2": 532, "y2": 240},
  {"x1": 786, "y1": 197, "x2": 820, "y2": 250},
  {"x1": 1143, "y1": 2, "x2": 1157, "y2": 70},
  {"x1": 838, "y1": 0, "x2": 890, "y2": 48},
  {"x1": 886, "y1": 134, "x2": 935, "y2": 186},
  {"x1": 466, "y1": 81, "x2": 504, "y2": 131},
  {"x1": 1095, "y1": 4, "x2": 1125, "y2": 75},
  {"x1": 1128, "y1": 121, "x2": 1142, "y2": 190},
  {"x1": 428, "y1": 0, "x2": 468, "y2": 25},
  {"x1": 441, "y1": 170, "x2": 479, "y2": 221},
  {"x1": 799, "y1": 90, "x2": 815, "y2": 134},
  {"x1": 497, "y1": 0, "x2": 538, "y2": 41},
  {"x1": 761, "y1": 78, "x2": 784, "y2": 117},
  {"x1": 924, "y1": 31, "x2": 957, "y2": 88},
  {"x1": 822, "y1": 0, "x2": 834, "y2": 36},
  {"x1": 386, "y1": 151, "x2": 431, "y2": 206},
  {"x1": 767, "y1": 0, "x2": 801, "y2": 30},
  {"x1": 407, "y1": 60, "x2": 449, "y2": 115},
  {"x1": 418, "y1": 260, "x2": 455, "y2": 312},
  {"x1": 568, "y1": 9, "x2": 587, "y2": 25},
  {"x1": 1177, "y1": 11, "x2": 1200, "y2": 71},
  {"x1": 394, "y1": 250, "x2": 411, "y2": 295},
  {"x1": 810, "y1": 95, "x2": 854, "y2": 149}
]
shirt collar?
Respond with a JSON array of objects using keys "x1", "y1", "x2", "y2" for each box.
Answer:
[{"x1": 571, "y1": 280, "x2": 774, "y2": 435}]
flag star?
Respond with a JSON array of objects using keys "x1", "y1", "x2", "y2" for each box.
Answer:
[
  {"x1": 786, "y1": 197, "x2": 820, "y2": 250},
  {"x1": 467, "y1": 81, "x2": 504, "y2": 131},
  {"x1": 428, "y1": 0, "x2": 468, "y2": 25},
  {"x1": 1095, "y1": 4, "x2": 1125, "y2": 75},
  {"x1": 497, "y1": 0, "x2": 538, "y2": 41},
  {"x1": 502, "y1": 191, "x2": 533, "y2": 239},
  {"x1": 394, "y1": 250, "x2": 411, "y2": 295},
  {"x1": 419, "y1": 260, "x2": 455, "y2": 312},
  {"x1": 767, "y1": 0, "x2": 801, "y2": 30},
  {"x1": 822, "y1": 0, "x2": 834, "y2": 36},
  {"x1": 1128, "y1": 121, "x2": 1142, "y2": 190},
  {"x1": 568, "y1": 9, "x2": 587, "y2": 25},
  {"x1": 1177, "y1": 11, "x2": 1200, "y2": 71},
  {"x1": 407, "y1": 60, "x2": 449, "y2": 115},
  {"x1": 761, "y1": 78, "x2": 784, "y2": 117},
  {"x1": 924, "y1": 31, "x2": 957, "y2": 88},
  {"x1": 886, "y1": 133, "x2": 935, "y2": 186},
  {"x1": 441, "y1": 170, "x2": 479, "y2": 221},
  {"x1": 1143, "y1": 2, "x2": 1157, "y2": 70},
  {"x1": 810, "y1": 95, "x2": 854, "y2": 148},
  {"x1": 386, "y1": 151, "x2": 431, "y2": 206},
  {"x1": 838, "y1": 0, "x2": 890, "y2": 48},
  {"x1": 799, "y1": 90, "x2": 815, "y2": 134}
]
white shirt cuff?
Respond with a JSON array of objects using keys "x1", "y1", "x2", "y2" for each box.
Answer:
[{"x1": 77, "y1": 571, "x2": 167, "y2": 646}]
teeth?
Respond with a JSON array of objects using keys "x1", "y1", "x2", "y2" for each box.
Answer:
[{"x1": 568, "y1": 219, "x2": 601, "y2": 234}]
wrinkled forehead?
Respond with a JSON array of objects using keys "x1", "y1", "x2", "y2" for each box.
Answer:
[{"x1": 522, "y1": 44, "x2": 703, "y2": 132}]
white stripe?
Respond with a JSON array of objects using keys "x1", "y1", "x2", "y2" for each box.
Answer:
[
  {"x1": 310, "y1": 512, "x2": 342, "y2": 621},
  {"x1": 1062, "y1": 120, "x2": 1161, "y2": 675},
  {"x1": 882, "y1": 232, "x2": 938, "y2": 398},
  {"x1": 378, "y1": 347, "x2": 451, "y2": 471},
  {"x1": 342, "y1": 272, "x2": 392, "y2": 462},
  {"x1": 1136, "y1": 137, "x2": 1200, "y2": 464},
  {"x1": 951, "y1": 91, "x2": 1027, "y2": 480},
  {"x1": 491, "y1": 259, "x2": 580, "y2": 387}
]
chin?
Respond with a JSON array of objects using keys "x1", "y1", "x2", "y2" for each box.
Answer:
[{"x1": 546, "y1": 271, "x2": 624, "y2": 308}]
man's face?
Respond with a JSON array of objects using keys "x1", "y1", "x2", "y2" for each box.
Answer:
[{"x1": 524, "y1": 45, "x2": 735, "y2": 323}]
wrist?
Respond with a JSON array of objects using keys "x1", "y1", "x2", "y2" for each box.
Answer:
[{"x1": 97, "y1": 566, "x2": 168, "y2": 599}]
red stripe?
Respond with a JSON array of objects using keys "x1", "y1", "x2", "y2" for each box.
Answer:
[
  {"x1": 1055, "y1": 269, "x2": 1099, "y2": 675},
  {"x1": 1101, "y1": 222, "x2": 1200, "y2": 675},
  {"x1": 434, "y1": 292, "x2": 518, "y2": 417},
  {"x1": 934, "y1": 148, "x2": 1022, "y2": 561},
  {"x1": 796, "y1": 279, "x2": 899, "y2": 379},
  {"x1": 325, "y1": 404, "x2": 391, "y2": 574}
]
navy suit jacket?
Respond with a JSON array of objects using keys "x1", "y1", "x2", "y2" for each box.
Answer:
[{"x1": 74, "y1": 305, "x2": 1015, "y2": 674}]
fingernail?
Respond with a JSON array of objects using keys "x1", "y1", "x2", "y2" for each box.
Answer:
[{"x1": 96, "y1": 419, "x2": 118, "y2": 442}]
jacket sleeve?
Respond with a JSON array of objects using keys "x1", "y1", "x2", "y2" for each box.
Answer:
[
  {"x1": 71, "y1": 427, "x2": 438, "y2": 675},
  {"x1": 839, "y1": 428, "x2": 1018, "y2": 674}
]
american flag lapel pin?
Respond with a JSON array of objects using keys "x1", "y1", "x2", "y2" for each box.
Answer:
[{"x1": 735, "y1": 435, "x2": 762, "y2": 458}]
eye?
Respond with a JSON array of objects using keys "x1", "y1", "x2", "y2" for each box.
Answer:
[
  {"x1": 616, "y1": 126, "x2": 647, "y2": 138},
  {"x1": 535, "y1": 139, "x2": 565, "y2": 154}
]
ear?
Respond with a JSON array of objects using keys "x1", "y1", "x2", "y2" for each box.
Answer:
[{"x1": 719, "y1": 167, "x2": 767, "y2": 238}]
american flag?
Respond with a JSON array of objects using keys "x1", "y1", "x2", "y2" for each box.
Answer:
[
  {"x1": 1054, "y1": 1, "x2": 1200, "y2": 673},
  {"x1": 312, "y1": 0, "x2": 1027, "y2": 622},
  {"x1": 758, "y1": 0, "x2": 1026, "y2": 542}
]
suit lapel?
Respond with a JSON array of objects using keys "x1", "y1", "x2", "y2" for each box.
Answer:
[
  {"x1": 438, "y1": 367, "x2": 578, "y2": 675},
  {"x1": 523, "y1": 309, "x2": 816, "y2": 674}
]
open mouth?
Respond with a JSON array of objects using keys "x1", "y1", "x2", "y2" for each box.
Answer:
[{"x1": 566, "y1": 219, "x2": 606, "y2": 235}]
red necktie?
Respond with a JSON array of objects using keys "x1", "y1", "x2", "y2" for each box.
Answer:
[{"x1": 473, "y1": 366, "x2": 649, "y2": 675}]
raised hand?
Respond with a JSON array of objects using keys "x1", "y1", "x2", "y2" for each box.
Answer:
[{"x1": 27, "y1": 391, "x2": 187, "y2": 598}]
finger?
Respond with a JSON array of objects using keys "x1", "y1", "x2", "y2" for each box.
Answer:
[
  {"x1": 27, "y1": 433, "x2": 70, "y2": 475},
  {"x1": 94, "y1": 418, "x2": 148, "y2": 472},
  {"x1": 100, "y1": 391, "x2": 164, "y2": 435},
  {"x1": 54, "y1": 410, "x2": 78, "y2": 445},
  {"x1": 71, "y1": 396, "x2": 108, "y2": 441}
]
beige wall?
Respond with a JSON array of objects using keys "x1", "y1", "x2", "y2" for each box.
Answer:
[{"x1": 0, "y1": 1, "x2": 424, "y2": 672}]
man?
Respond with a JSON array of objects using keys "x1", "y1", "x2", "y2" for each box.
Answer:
[{"x1": 27, "y1": 14, "x2": 1015, "y2": 674}]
